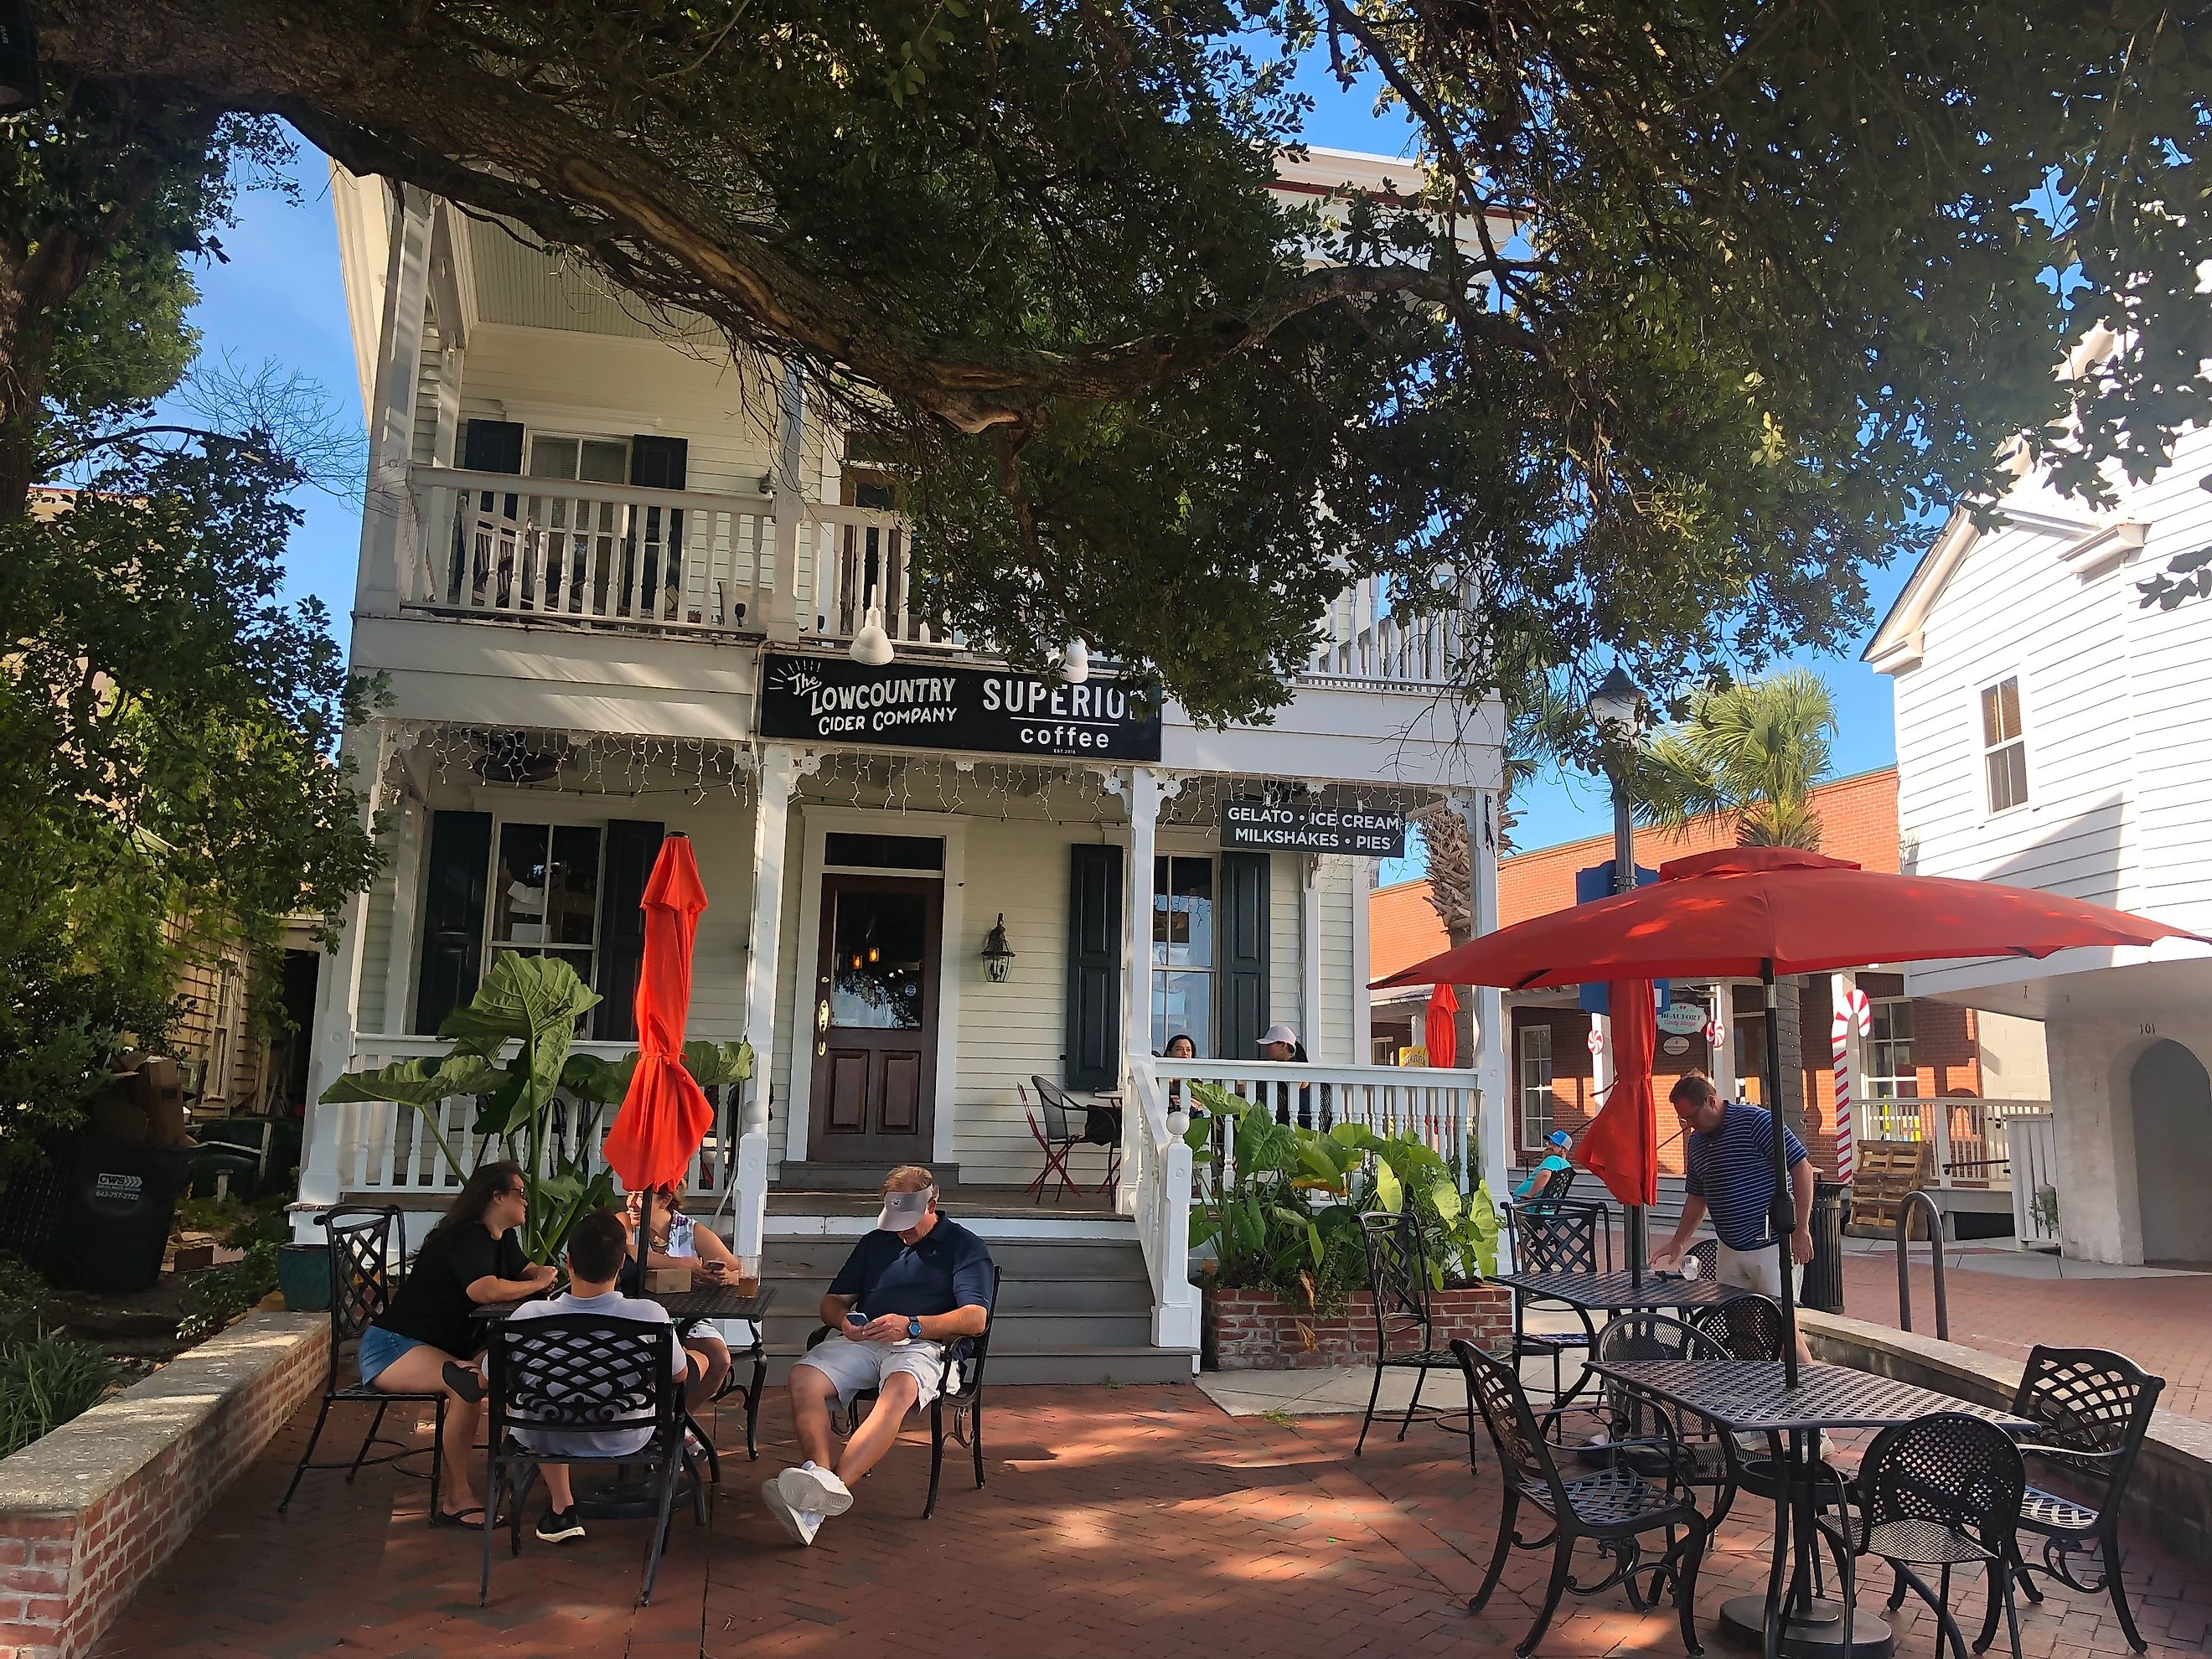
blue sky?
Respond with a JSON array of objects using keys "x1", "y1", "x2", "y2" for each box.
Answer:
[{"x1": 174, "y1": 96, "x2": 1914, "y2": 881}]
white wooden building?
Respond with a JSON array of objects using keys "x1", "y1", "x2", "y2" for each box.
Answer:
[
  {"x1": 1866, "y1": 341, "x2": 2212, "y2": 1265},
  {"x1": 298, "y1": 152, "x2": 1512, "y2": 1373}
]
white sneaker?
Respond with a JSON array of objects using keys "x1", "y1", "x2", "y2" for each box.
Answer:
[
  {"x1": 779, "y1": 1463, "x2": 855, "y2": 1517},
  {"x1": 759, "y1": 1478, "x2": 823, "y2": 1546}
]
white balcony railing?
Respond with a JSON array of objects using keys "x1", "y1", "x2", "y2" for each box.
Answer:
[
  {"x1": 1152, "y1": 1058, "x2": 1485, "y2": 1190},
  {"x1": 402, "y1": 463, "x2": 1459, "y2": 687},
  {"x1": 1849, "y1": 1095, "x2": 2052, "y2": 1191},
  {"x1": 326, "y1": 1035, "x2": 742, "y2": 1201}
]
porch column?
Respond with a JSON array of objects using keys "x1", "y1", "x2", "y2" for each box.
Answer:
[
  {"x1": 358, "y1": 183, "x2": 434, "y2": 617},
  {"x1": 1460, "y1": 788, "x2": 1509, "y2": 1196},
  {"x1": 735, "y1": 746, "x2": 800, "y2": 1259},
  {"x1": 764, "y1": 364, "x2": 805, "y2": 642},
  {"x1": 1119, "y1": 767, "x2": 1176, "y2": 1211},
  {"x1": 295, "y1": 721, "x2": 395, "y2": 1240}
]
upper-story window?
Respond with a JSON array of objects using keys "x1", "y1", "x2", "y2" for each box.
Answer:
[
  {"x1": 488, "y1": 820, "x2": 604, "y2": 989},
  {"x1": 1979, "y1": 675, "x2": 2029, "y2": 814},
  {"x1": 1868, "y1": 997, "x2": 1917, "y2": 1098},
  {"x1": 528, "y1": 433, "x2": 630, "y2": 485}
]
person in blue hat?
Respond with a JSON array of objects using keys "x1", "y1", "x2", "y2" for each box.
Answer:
[{"x1": 1513, "y1": 1129, "x2": 1576, "y2": 1202}]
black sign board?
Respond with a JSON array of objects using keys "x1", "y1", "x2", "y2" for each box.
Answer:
[
  {"x1": 758, "y1": 651, "x2": 1162, "y2": 760},
  {"x1": 1222, "y1": 798, "x2": 1407, "y2": 858}
]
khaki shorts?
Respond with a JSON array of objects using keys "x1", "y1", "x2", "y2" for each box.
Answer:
[
  {"x1": 1714, "y1": 1242, "x2": 1803, "y2": 1301},
  {"x1": 793, "y1": 1333, "x2": 946, "y2": 1410}
]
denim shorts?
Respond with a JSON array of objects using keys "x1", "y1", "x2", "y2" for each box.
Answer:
[{"x1": 356, "y1": 1324, "x2": 422, "y2": 1385}]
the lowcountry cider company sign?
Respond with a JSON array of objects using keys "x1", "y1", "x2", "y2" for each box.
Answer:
[
  {"x1": 1222, "y1": 798, "x2": 1408, "y2": 858},
  {"x1": 758, "y1": 651, "x2": 1162, "y2": 760}
]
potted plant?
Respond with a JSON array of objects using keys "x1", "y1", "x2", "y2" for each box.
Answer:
[{"x1": 318, "y1": 954, "x2": 752, "y2": 1263}]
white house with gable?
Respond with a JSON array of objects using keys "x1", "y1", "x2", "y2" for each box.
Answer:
[
  {"x1": 1866, "y1": 342, "x2": 2212, "y2": 1266},
  {"x1": 297, "y1": 149, "x2": 1513, "y2": 1378}
]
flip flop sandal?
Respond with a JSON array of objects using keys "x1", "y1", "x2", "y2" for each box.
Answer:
[{"x1": 432, "y1": 1506, "x2": 487, "y2": 1531}]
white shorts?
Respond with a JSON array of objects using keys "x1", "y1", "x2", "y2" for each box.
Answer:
[
  {"x1": 793, "y1": 1333, "x2": 946, "y2": 1410},
  {"x1": 1715, "y1": 1242, "x2": 1803, "y2": 1300}
]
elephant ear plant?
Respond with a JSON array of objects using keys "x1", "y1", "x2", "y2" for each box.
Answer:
[
  {"x1": 1183, "y1": 1082, "x2": 1500, "y2": 1314},
  {"x1": 320, "y1": 954, "x2": 752, "y2": 1262}
]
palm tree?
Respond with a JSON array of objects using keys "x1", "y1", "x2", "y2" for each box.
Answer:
[{"x1": 1637, "y1": 669, "x2": 1840, "y2": 1129}]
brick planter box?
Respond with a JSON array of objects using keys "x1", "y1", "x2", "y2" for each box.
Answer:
[
  {"x1": 1203, "y1": 1283, "x2": 1512, "y2": 1371},
  {"x1": 0, "y1": 1310, "x2": 324, "y2": 1659}
]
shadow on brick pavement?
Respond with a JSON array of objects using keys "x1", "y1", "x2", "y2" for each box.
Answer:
[{"x1": 96, "y1": 1382, "x2": 2212, "y2": 1657}]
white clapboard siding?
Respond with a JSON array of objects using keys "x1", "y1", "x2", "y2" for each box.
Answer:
[
  {"x1": 354, "y1": 859, "x2": 399, "y2": 1036},
  {"x1": 1269, "y1": 852, "x2": 1302, "y2": 1044},
  {"x1": 1315, "y1": 857, "x2": 1359, "y2": 1064}
]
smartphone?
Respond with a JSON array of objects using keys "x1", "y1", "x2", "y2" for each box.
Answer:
[{"x1": 845, "y1": 1310, "x2": 866, "y2": 1327}]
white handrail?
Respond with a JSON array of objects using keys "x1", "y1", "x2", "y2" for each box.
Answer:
[
  {"x1": 1125, "y1": 1057, "x2": 1201, "y2": 1351},
  {"x1": 1153, "y1": 1058, "x2": 1482, "y2": 1191}
]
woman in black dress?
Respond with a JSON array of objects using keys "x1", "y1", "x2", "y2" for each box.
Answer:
[{"x1": 356, "y1": 1160, "x2": 556, "y2": 1527}]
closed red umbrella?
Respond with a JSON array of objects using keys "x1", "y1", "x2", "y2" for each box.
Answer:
[
  {"x1": 1423, "y1": 983, "x2": 1459, "y2": 1069},
  {"x1": 602, "y1": 835, "x2": 714, "y2": 1278},
  {"x1": 1578, "y1": 981, "x2": 1658, "y2": 1210}
]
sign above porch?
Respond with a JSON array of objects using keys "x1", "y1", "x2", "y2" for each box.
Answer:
[
  {"x1": 758, "y1": 650, "x2": 1162, "y2": 759},
  {"x1": 1221, "y1": 798, "x2": 1407, "y2": 858}
]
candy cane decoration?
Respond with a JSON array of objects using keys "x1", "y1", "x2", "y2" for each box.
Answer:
[{"x1": 1832, "y1": 985, "x2": 1873, "y2": 1181}]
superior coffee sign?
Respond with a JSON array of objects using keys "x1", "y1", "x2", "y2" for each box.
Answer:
[
  {"x1": 1222, "y1": 798, "x2": 1408, "y2": 858},
  {"x1": 758, "y1": 651, "x2": 1162, "y2": 760}
]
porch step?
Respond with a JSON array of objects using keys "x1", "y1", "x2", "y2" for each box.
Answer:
[
  {"x1": 746, "y1": 1233, "x2": 1192, "y2": 1387},
  {"x1": 777, "y1": 1161, "x2": 965, "y2": 1191}
]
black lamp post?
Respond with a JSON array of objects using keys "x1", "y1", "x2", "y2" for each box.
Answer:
[
  {"x1": 981, "y1": 914, "x2": 1014, "y2": 982},
  {"x1": 1586, "y1": 664, "x2": 1650, "y2": 1279}
]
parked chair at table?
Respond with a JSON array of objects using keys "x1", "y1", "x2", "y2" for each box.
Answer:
[
  {"x1": 1021, "y1": 1077, "x2": 1119, "y2": 1202},
  {"x1": 802, "y1": 1262, "x2": 1004, "y2": 1517},
  {"x1": 1681, "y1": 1238, "x2": 1719, "y2": 1280},
  {"x1": 478, "y1": 1310, "x2": 700, "y2": 1606},
  {"x1": 280, "y1": 1207, "x2": 456, "y2": 1521},
  {"x1": 1820, "y1": 1413, "x2": 2029, "y2": 1659},
  {"x1": 1964, "y1": 1346, "x2": 2165, "y2": 1654},
  {"x1": 1507, "y1": 1200, "x2": 1611, "y2": 1414},
  {"x1": 1452, "y1": 1338, "x2": 1712, "y2": 1658},
  {"x1": 1687, "y1": 1293, "x2": 1786, "y2": 1363},
  {"x1": 1591, "y1": 1314, "x2": 1739, "y2": 1503},
  {"x1": 1353, "y1": 1211, "x2": 1462, "y2": 1455}
]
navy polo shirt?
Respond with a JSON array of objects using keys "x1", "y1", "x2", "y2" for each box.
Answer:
[
  {"x1": 829, "y1": 1215, "x2": 995, "y2": 1318},
  {"x1": 1684, "y1": 1103, "x2": 1810, "y2": 1252}
]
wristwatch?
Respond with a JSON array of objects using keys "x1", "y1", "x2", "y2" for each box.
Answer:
[{"x1": 907, "y1": 1316, "x2": 924, "y2": 1339}]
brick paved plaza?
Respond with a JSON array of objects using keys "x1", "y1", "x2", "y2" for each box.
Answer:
[{"x1": 100, "y1": 1372, "x2": 2209, "y2": 1659}]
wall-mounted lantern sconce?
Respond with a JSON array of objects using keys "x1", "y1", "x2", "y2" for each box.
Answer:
[{"x1": 981, "y1": 914, "x2": 1015, "y2": 983}]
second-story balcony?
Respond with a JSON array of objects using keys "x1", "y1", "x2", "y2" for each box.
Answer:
[{"x1": 401, "y1": 461, "x2": 1463, "y2": 691}]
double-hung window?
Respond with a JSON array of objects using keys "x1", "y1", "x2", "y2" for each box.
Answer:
[
  {"x1": 488, "y1": 821, "x2": 605, "y2": 990},
  {"x1": 1150, "y1": 855, "x2": 1215, "y2": 1056},
  {"x1": 1980, "y1": 675, "x2": 2029, "y2": 814},
  {"x1": 1518, "y1": 1022, "x2": 1555, "y2": 1146},
  {"x1": 1868, "y1": 998, "x2": 1917, "y2": 1099}
]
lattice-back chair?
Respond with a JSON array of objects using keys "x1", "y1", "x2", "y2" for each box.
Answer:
[
  {"x1": 1352, "y1": 1212, "x2": 1455, "y2": 1455},
  {"x1": 1507, "y1": 1200, "x2": 1610, "y2": 1412},
  {"x1": 1687, "y1": 1292, "x2": 1786, "y2": 1362},
  {"x1": 801, "y1": 1264, "x2": 1004, "y2": 1517},
  {"x1": 1682, "y1": 1238, "x2": 1719, "y2": 1280},
  {"x1": 1828, "y1": 1414, "x2": 2029, "y2": 1659},
  {"x1": 280, "y1": 1208, "x2": 449, "y2": 1519},
  {"x1": 1451, "y1": 1338, "x2": 1710, "y2": 1658},
  {"x1": 1990, "y1": 1346, "x2": 2165, "y2": 1652},
  {"x1": 479, "y1": 1313, "x2": 697, "y2": 1607}
]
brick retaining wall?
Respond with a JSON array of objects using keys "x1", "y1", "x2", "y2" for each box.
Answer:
[
  {"x1": 1206, "y1": 1284, "x2": 1512, "y2": 1371},
  {"x1": 0, "y1": 1311, "x2": 325, "y2": 1659}
]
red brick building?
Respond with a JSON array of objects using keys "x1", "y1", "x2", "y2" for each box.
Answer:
[{"x1": 1370, "y1": 768, "x2": 2005, "y2": 1176}]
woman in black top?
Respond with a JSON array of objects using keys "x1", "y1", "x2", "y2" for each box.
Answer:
[{"x1": 359, "y1": 1160, "x2": 554, "y2": 1527}]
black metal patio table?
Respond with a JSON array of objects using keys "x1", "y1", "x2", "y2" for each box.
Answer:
[
  {"x1": 1494, "y1": 1269, "x2": 1755, "y2": 1415},
  {"x1": 1590, "y1": 1358, "x2": 2034, "y2": 1659}
]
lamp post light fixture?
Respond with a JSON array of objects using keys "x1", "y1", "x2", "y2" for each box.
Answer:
[
  {"x1": 1060, "y1": 637, "x2": 1091, "y2": 685},
  {"x1": 1585, "y1": 660, "x2": 1651, "y2": 1280},
  {"x1": 981, "y1": 913, "x2": 1015, "y2": 982}
]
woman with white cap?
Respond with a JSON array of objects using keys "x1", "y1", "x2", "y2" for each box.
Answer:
[{"x1": 1257, "y1": 1023, "x2": 1320, "y2": 1128}]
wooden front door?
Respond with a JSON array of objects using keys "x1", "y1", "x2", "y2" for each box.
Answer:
[{"x1": 809, "y1": 873, "x2": 941, "y2": 1163}]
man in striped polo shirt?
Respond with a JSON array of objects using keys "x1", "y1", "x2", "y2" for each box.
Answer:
[{"x1": 1653, "y1": 1072, "x2": 1816, "y2": 1365}]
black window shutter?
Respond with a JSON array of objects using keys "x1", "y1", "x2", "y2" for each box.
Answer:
[
  {"x1": 462, "y1": 419, "x2": 525, "y2": 475},
  {"x1": 1218, "y1": 851, "x2": 1271, "y2": 1059},
  {"x1": 592, "y1": 819, "x2": 664, "y2": 1041},
  {"x1": 453, "y1": 421, "x2": 525, "y2": 602},
  {"x1": 1064, "y1": 844, "x2": 1124, "y2": 1090},
  {"x1": 413, "y1": 810, "x2": 494, "y2": 1035},
  {"x1": 629, "y1": 436, "x2": 689, "y2": 616}
]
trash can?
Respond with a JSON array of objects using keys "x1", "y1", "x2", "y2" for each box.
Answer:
[
  {"x1": 1801, "y1": 1177, "x2": 1847, "y2": 1314},
  {"x1": 13, "y1": 1134, "x2": 194, "y2": 1294}
]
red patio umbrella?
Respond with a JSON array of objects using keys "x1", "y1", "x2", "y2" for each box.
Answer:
[
  {"x1": 602, "y1": 834, "x2": 714, "y2": 1285},
  {"x1": 1372, "y1": 845, "x2": 2203, "y2": 1382},
  {"x1": 1578, "y1": 980, "x2": 1659, "y2": 1211},
  {"x1": 1423, "y1": 983, "x2": 1459, "y2": 1069}
]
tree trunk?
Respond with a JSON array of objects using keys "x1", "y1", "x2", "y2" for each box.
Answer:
[{"x1": 1775, "y1": 975, "x2": 1808, "y2": 1136}]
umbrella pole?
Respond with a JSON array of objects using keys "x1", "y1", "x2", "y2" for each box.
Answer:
[
  {"x1": 630, "y1": 1187, "x2": 654, "y2": 1297},
  {"x1": 1628, "y1": 1205, "x2": 1646, "y2": 1287},
  {"x1": 1762, "y1": 959, "x2": 1800, "y2": 1388}
]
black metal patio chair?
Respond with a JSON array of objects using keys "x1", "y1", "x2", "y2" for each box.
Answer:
[
  {"x1": 802, "y1": 1264, "x2": 1003, "y2": 1517},
  {"x1": 1824, "y1": 1413, "x2": 2029, "y2": 1659},
  {"x1": 1508, "y1": 1200, "x2": 1611, "y2": 1413},
  {"x1": 479, "y1": 1313, "x2": 701, "y2": 1607},
  {"x1": 279, "y1": 1208, "x2": 449, "y2": 1521},
  {"x1": 1353, "y1": 1211, "x2": 1462, "y2": 1455},
  {"x1": 1965, "y1": 1346, "x2": 2165, "y2": 1653},
  {"x1": 1024, "y1": 1077, "x2": 1119, "y2": 1200},
  {"x1": 1451, "y1": 1337, "x2": 1711, "y2": 1657}
]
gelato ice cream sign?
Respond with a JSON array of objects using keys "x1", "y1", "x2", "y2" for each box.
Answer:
[
  {"x1": 1222, "y1": 798, "x2": 1407, "y2": 857},
  {"x1": 759, "y1": 651, "x2": 1161, "y2": 758}
]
